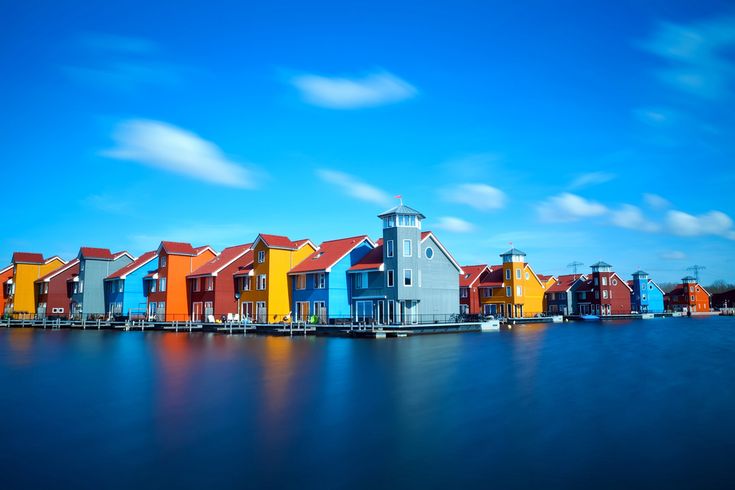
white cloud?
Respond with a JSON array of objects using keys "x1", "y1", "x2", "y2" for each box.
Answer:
[
  {"x1": 103, "y1": 119, "x2": 256, "y2": 188},
  {"x1": 568, "y1": 171, "x2": 616, "y2": 189},
  {"x1": 666, "y1": 210, "x2": 735, "y2": 239},
  {"x1": 639, "y1": 15, "x2": 735, "y2": 98},
  {"x1": 291, "y1": 71, "x2": 417, "y2": 109},
  {"x1": 316, "y1": 169, "x2": 391, "y2": 205},
  {"x1": 610, "y1": 205, "x2": 660, "y2": 232},
  {"x1": 537, "y1": 193, "x2": 608, "y2": 222},
  {"x1": 434, "y1": 217, "x2": 475, "y2": 233},
  {"x1": 643, "y1": 193, "x2": 671, "y2": 209},
  {"x1": 660, "y1": 250, "x2": 687, "y2": 260},
  {"x1": 441, "y1": 183, "x2": 506, "y2": 211}
]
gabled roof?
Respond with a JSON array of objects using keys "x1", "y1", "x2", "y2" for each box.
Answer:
[
  {"x1": 36, "y1": 258, "x2": 80, "y2": 283},
  {"x1": 188, "y1": 244, "x2": 252, "y2": 278},
  {"x1": 478, "y1": 265, "x2": 504, "y2": 287},
  {"x1": 0, "y1": 264, "x2": 12, "y2": 274},
  {"x1": 12, "y1": 252, "x2": 45, "y2": 264},
  {"x1": 501, "y1": 248, "x2": 527, "y2": 256},
  {"x1": 79, "y1": 247, "x2": 114, "y2": 260},
  {"x1": 254, "y1": 234, "x2": 314, "y2": 251},
  {"x1": 547, "y1": 274, "x2": 586, "y2": 293},
  {"x1": 648, "y1": 279, "x2": 665, "y2": 294},
  {"x1": 194, "y1": 245, "x2": 216, "y2": 256},
  {"x1": 290, "y1": 235, "x2": 373, "y2": 274},
  {"x1": 576, "y1": 272, "x2": 632, "y2": 292},
  {"x1": 233, "y1": 263, "x2": 255, "y2": 278},
  {"x1": 113, "y1": 251, "x2": 134, "y2": 261},
  {"x1": 459, "y1": 265, "x2": 490, "y2": 288},
  {"x1": 348, "y1": 245, "x2": 385, "y2": 272},
  {"x1": 421, "y1": 231, "x2": 463, "y2": 273},
  {"x1": 105, "y1": 251, "x2": 157, "y2": 280},
  {"x1": 158, "y1": 241, "x2": 197, "y2": 256},
  {"x1": 377, "y1": 204, "x2": 426, "y2": 219}
]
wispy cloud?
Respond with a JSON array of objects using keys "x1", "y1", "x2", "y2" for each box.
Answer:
[
  {"x1": 441, "y1": 183, "x2": 506, "y2": 211},
  {"x1": 568, "y1": 171, "x2": 616, "y2": 190},
  {"x1": 436, "y1": 153, "x2": 503, "y2": 180},
  {"x1": 291, "y1": 71, "x2": 417, "y2": 109},
  {"x1": 639, "y1": 14, "x2": 735, "y2": 99},
  {"x1": 643, "y1": 193, "x2": 671, "y2": 209},
  {"x1": 610, "y1": 205, "x2": 660, "y2": 232},
  {"x1": 81, "y1": 194, "x2": 135, "y2": 215},
  {"x1": 316, "y1": 169, "x2": 391, "y2": 205},
  {"x1": 660, "y1": 250, "x2": 687, "y2": 260},
  {"x1": 666, "y1": 210, "x2": 735, "y2": 239},
  {"x1": 102, "y1": 119, "x2": 257, "y2": 188},
  {"x1": 537, "y1": 193, "x2": 608, "y2": 222},
  {"x1": 434, "y1": 217, "x2": 475, "y2": 233}
]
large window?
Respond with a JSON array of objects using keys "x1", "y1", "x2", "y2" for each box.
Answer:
[
  {"x1": 387, "y1": 270, "x2": 395, "y2": 287},
  {"x1": 355, "y1": 272, "x2": 368, "y2": 289},
  {"x1": 386, "y1": 240, "x2": 394, "y2": 258},
  {"x1": 257, "y1": 274, "x2": 267, "y2": 290},
  {"x1": 241, "y1": 276, "x2": 251, "y2": 291},
  {"x1": 355, "y1": 300, "x2": 374, "y2": 321},
  {"x1": 403, "y1": 239, "x2": 412, "y2": 257},
  {"x1": 404, "y1": 269, "x2": 413, "y2": 287}
]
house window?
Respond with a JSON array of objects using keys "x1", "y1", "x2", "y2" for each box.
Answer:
[
  {"x1": 516, "y1": 286, "x2": 522, "y2": 297},
  {"x1": 296, "y1": 275, "x2": 306, "y2": 290},
  {"x1": 80, "y1": 262, "x2": 85, "y2": 272},
  {"x1": 150, "y1": 280, "x2": 156, "y2": 293},
  {"x1": 193, "y1": 279, "x2": 200, "y2": 292},
  {"x1": 314, "y1": 273, "x2": 325, "y2": 289},
  {"x1": 403, "y1": 239, "x2": 412, "y2": 257},
  {"x1": 159, "y1": 278, "x2": 166, "y2": 292},
  {"x1": 257, "y1": 274, "x2": 267, "y2": 290},
  {"x1": 79, "y1": 281, "x2": 84, "y2": 293},
  {"x1": 612, "y1": 279, "x2": 618, "y2": 286},
  {"x1": 205, "y1": 277, "x2": 214, "y2": 291},
  {"x1": 118, "y1": 282, "x2": 124, "y2": 293},
  {"x1": 506, "y1": 286, "x2": 511, "y2": 297},
  {"x1": 642, "y1": 294, "x2": 647, "y2": 301},
  {"x1": 696, "y1": 286, "x2": 700, "y2": 292},
  {"x1": 258, "y1": 251, "x2": 265, "y2": 263},
  {"x1": 580, "y1": 292, "x2": 587, "y2": 300},
  {"x1": 387, "y1": 270, "x2": 395, "y2": 287},
  {"x1": 404, "y1": 269, "x2": 413, "y2": 287},
  {"x1": 649, "y1": 284, "x2": 654, "y2": 290},
  {"x1": 602, "y1": 277, "x2": 608, "y2": 286},
  {"x1": 690, "y1": 295, "x2": 695, "y2": 301},
  {"x1": 595, "y1": 291, "x2": 600, "y2": 299},
  {"x1": 386, "y1": 240, "x2": 394, "y2": 258},
  {"x1": 355, "y1": 272, "x2": 368, "y2": 289},
  {"x1": 594, "y1": 277, "x2": 599, "y2": 286},
  {"x1": 204, "y1": 301, "x2": 214, "y2": 317},
  {"x1": 603, "y1": 290, "x2": 609, "y2": 299},
  {"x1": 460, "y1": 287, "x2": 468, "y2": 298},
  {"x1": 241, "y1": 276, "x2": 251, "y2": 291},
  {"x1": 505, "y1": 269, "x2": 511, "y2": 280},
  {"x1": 160, "y1": 256, "x2": 167, "y2": 267},
  {"x1": 426, "y1": 247, "x2": 434, "y2": 259},
  {"x1": 314, "y1": 301, "x2": 326, "y2": 322},
  {"x1": 516, "y1": 269, "x2": 521, "y2": 279},
  {"x1": 525, "y1": 272, "x2": 529, "y2": 280}
]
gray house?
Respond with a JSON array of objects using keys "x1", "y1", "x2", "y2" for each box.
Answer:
[
  {"x1": 70, "y1": 247, "x2": 133, "y2": 318},
  {"x1": 348, "y1": 204, "x2": 462, "y2": 324}
]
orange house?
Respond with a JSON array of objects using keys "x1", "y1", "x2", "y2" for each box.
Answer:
[
  {"x1": 664, "y1": 276, "x2": 711, "y2": 312},
  {"x1": 145, "y1": 241, "x2": 217, "y2": 321}
]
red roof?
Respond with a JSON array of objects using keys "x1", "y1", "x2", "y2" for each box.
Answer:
[
  {"x1": 421, "y1": 231, "x2": 431, "y2": 240},
  {"x1": 290, "y1": 235, "x2": 371, "y2": 274},
  {"x1": 460, "y1": 265, "x2": 489, "y2": 287},
  {"x1": 233, "y1": 263, "x2": 255, "y2": 277},
  {"x1": 159, "y1": 241, "x2": 197, "y2": 256},
  {"x1": 538, "y1": 274, "x2": 553, "y2": 281},
  {"x1": 193, "y1": 245, "x2": 215, "y2": 255},
  {"x1": 106, "y1": 251, "x2": 157, "y2": 280},
  {"x1": 12, "y1": 252, "x2": 45, "y2": 264},
  {"x1": 547, "y1": 274, "x2": 585, "y2": 293},
  {"x1": 349, "y1": 245, "x2": 384, "y2": 271},
  {"x1": 257, "y1": 234, "x2": 299, "y2": 249},
  {"x1": 188, "y1": 244, "x2": 252, "y2": 278},
  {"x1": 79, "y1": 247, "x2": 114, "y2": 260},
  {"x1": 477, "y1": 266, "x2": 503, "y2": 287},
  {"x1": 36, "y1": 258, "x2": 80, "y2": 283}
]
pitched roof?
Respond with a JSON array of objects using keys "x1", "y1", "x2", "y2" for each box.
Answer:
[
  {"x1": 106, "y1": 251, "x2": 157, "y2": 280},
  {"x1": 113, "y1": 251, "x2": 133, "y2": 260},
  {"x1": 538, "y1": 274, "x2": 554, "y2": 281},
  {"x1": 377, "y1": 204, "x2": 426, "y2": 219},
  {"x1": 348, "y1": 245, "x2": 385, "y2": 272},
  {"x1": 591, "y1": 261, "x2": 613, "y2": 268},
  {"x1": 233, "y1": 263, "x2": 255, "y2": 277},
  {"x1": 547, "y1": 274, "x2": 586, "y2": 293},
  {"x1": 478, "y1": 266, "x2": 504, "y2": 287},
  {"x1": 0, "y1": 264, "x2": 12, "y2": 274},
  {"x1": 255, "y1": 234, "x2": 313, "y2": 250},
  {"x1": 12, "y1": 252, "x2": 45, "y2": 264},
  {"x1": 501, "y1": 247, "x2": 527, "y2": 256},
  {"x1": 79, "y1": 247, "x2": 114, "y2": 260},
  {"x1": 632, "y1": 270, "x2": 649, "y2": 276},
  {"x1": 159, "y1": 241, "x2": 197, "y2": 256},
  {"x1": 459, "y1": 265, "x2": 489, "y2": 287},
  {"x1": 290, "y1": 235, "x2": 372, "y2": 274},
  {"x1": 648, "y1": 279, "x2": 665, "y2": 294},
  {"x1": 36, "y1": 258, "x2": 80, "y2": 283},
  {"x1": 188, "y1": 244, "x2": 252, "y2": 278}
]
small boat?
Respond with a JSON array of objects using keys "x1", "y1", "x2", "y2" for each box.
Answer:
[{"x1": 580, "y1": 314, "x2": 600, "y2": 321}]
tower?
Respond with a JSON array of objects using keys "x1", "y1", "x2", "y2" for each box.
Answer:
[
  {"x1": 590, "y1": 261, "x2": 614, "y2": 315},
  {"x1": 632, "y1": 270, "x2": 649, "y2": 312},
  {"x1": 500, "y1": 247, "x2": 526, "y2": 318}
]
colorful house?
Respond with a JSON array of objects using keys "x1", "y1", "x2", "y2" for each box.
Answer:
[
  {"x1": 664, "y1": 276, "x2": 711, "y2": 312},
  {"x1": 575, "y1": 261, "x2": 632, "y2": 315},
  {"x1": 146, "y1": 241, "x2": 217, "y2": 321},
  {"x1": 7, "y1": 253, "x2": 66, "y2": 318},
  {"x1": 630, "y1": 270, "x2": 664, "y2": 313},
  {"x1": 34, "y1": 259, "x2": 80, "y2": 318},
  {"x1": 236, "y1": 235, "x2": 316, "y2": 323},
  {"x1": 188, "y1": 243, "x2": 253, "y2": 322},
  {"x1": 348, "y1": 204, "x2": 463, "y2": 324},
  {"x1": 289, "y1": 235, "x2": 375, "y2": 323},
  {"x1": 477, "y1": 249, "x2": 554, "y2": 318},
  {"x1": 104, "y1": 250, "x2": 158, "y2": 319},
  {"x1": 1, "y1": 264, "x2": 13, "y2": 317},
  {"x1": 459, "y1": 265, "x2": 492, "y2": 315},
  {"x1": 69, "y1": 248, "x2": 133, "y2": 319},
  {"x1": 545, "y1": 274, "x2": 587, "y2": 315},
  {"x1": 711, "y1": 289, "x2": 735, "y2": 309}
]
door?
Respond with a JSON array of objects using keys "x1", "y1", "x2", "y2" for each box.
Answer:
[
  {"x1": 192, "y1": 302, "x2": 203, "y2": 322},
  {"x1": 296, "y1": 301, "x2": 310, "y2": 322},
  {"x1": 256, "y1": 302, "x2": 267, "y2": 323},
  {"x1": 241, "y1": 302, "x2": 253, "y2": 321}
]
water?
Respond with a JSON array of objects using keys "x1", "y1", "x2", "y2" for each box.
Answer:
[{"x1": 1, "y1": 317, "x2": 734, "y2": 489}]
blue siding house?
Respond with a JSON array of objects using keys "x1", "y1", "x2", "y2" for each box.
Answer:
[
  {"x1": 288, "y1": 235, "x2": 374, "y2": 323},
  {"x1": 630, "y1": 270, "x2": 665, "y2": 313},
  {"x1": 104, "y1": 250, "x2": 158, "y2": 318}
]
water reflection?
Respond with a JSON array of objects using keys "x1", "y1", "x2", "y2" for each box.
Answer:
[{"x1": 5, "y1": 328, "x2": 34, "y2": 367}]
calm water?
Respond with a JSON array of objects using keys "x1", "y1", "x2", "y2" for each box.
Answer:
[{"x1": 1, "y1": 317, "x2": 734, "y2": 489}]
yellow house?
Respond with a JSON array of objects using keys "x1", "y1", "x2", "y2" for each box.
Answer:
[
  {"x1": 9, "y1": 252, "x2": 66, "y2": 318},
  {"x1": 478, "y1": 248, "x2": 555, "y2": 318},
  {"x1": 236, "y1": 234, "x2": 315, "y2": 324}
]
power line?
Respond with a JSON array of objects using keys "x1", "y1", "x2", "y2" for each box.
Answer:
[
  {"x1": 567, "y1": 261, "x2": 584, "y2": 275},
  {"x1": 686, "y1": 265, "x2": 706, "y2": 282}
]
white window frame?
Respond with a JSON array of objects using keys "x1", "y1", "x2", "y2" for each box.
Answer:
[
  {"x1": 425, "y1": 247, "x2": 434, "y2": 260},
  {"x1": 160, "y1": 256, "x2": 167, "y2": 267},
  {"x1": 355, "y1": 272, "x2": 368, "y2": 290},
  {"x1": 257, "y1": 274, "x2": 267, "y2": 290},
  {"x1": 404, "y1": 269, "x2": 413, "y2": 287},
  {"x1": 387, "y1": 270, "x2": 395, "y2": 288},
  {"x1": 257, "y1": 250, "x2": 265, "y2": 263},
  {"x1": 506, "y1": 286, "x2": 511, "y2": 297},
  {"x1": 602, "y1": 276, "x2": 608, "y2": 286},
  {"x1": 516, "y1": 269, "x2": 521, "y2": 279},
  {"x1": 460, "y1": 287, "x2": 468, "y2": 298},
  {"x1": 296, "y1": 275, "x2": 306, "y2": 290},
  {"x1": 403, "y1": 239, "x2": 412, "y2": 257},
  {"x1": 193, "y1": 279, "x2": 200, "y2": 292},
  {"x1": 505, "y1": 269, "x2": 511, "y2": 280},
  {"x1": 160, "y1": 277, "x2": 167, "y2": 292},
  {"x1": 516, "y1": 285, "x2": 522, "y2": 297},
  {"x1": 386, "y1": 240, "x2": 394, "y2": 258},
  {"x1": 314, "y1": 272, "x2": 326, "y2": 289},
  {"x1": 206, "y1": 277, "x2": 214, "y2": 291},
  {"x1": 241, "y1": 276, "x2": 251, "y2": 291}
]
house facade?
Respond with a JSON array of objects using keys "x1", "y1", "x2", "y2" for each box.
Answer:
[
  {"x1": 1, "y1": 264, "x2": 13, "y2": 317},
  {"x1": 575, "y1": 262, "x2": 632, "y2": 315},
  {"x1": 545, "y1": 274, "x2": 587, "y2": 315},
  {"x1": 459, "y1": 265, "x2": 491, "y2": 315},
  {"x1": 477, "y1": 249, "x2": 553, "y2": 318},
  {"x1": 630, "y1": 270, "x2": 664, "y2": 313},
  {"x1": 236, "y1": 234, "x2": 316, "y2": 323},
  {"x1": 34, "y1": 259, "x2": 80, "y2": 318},
  {"x1": 664, "y1": 276, "x2": 711, "y2": 312},
  {"x1": 104, "y1": 250, "x2": 158, "y2": 319},
  {"x1": 289, "y1": 235, "x2": 374, "y2": 323},
  {"x1": 188, "y1": 244, "x2": 252, "y2": 322},
  {"x1": 69, "y1": 248, "x2": 133, "y2": 319},
  {"x1": 146, "y1": 242, "x2": 217, "y2": 321},
  {"x1": 348, "y1": 204, "x2": 462, "y2": 324},
  {"x1": 7, "y1": 253, "x2": 66, "y2": 318}
]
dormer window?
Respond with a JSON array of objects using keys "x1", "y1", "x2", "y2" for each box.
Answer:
[
  {"x1": 258, "y1": 251, "x2": 265, "y2": 263},
  {"x1": 160, "y1": 256, "x2": 167, "y2": 267}
]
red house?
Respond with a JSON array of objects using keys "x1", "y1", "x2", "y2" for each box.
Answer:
[
  {"x1": 1, "y1": 264, "x2": 13, "y2": 317},
  {"x1": 187, "y1": 243, "x2": 253, "y2": 322},
  {"x1": 575, "y1": 261, "x2": 632, "y2": 316},
  {"x1": 459, "y1": 265, "x2": 490, "y2": 315},
  {"x1": 664, "y1": 276, "x2": 711, "y2": 312},
  {"x1": 34, "y1": 258, "x2": 80, "y2": 318}
]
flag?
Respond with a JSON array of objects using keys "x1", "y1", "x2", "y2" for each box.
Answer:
[{"x1": 394, "y1": 195, "x2": 402, "y2": 199}]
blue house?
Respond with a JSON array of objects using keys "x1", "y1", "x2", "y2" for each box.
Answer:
[
  {"x1": 104, "y1": 250, "x2": 158, "y2": 319},
  {"x1": 630, "y1": 270, "x2": 664, "y2": 313},
  {"x1": 288, "y1": 235, "x2": 374, "y2": 323},
  {"x1": 70, "y1": 247, "x2": 133, "y2": 318}
]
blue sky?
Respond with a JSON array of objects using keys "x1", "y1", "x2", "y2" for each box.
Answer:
[{"x1": 1, "y1": 0, "x2": 734, "y2": 283}]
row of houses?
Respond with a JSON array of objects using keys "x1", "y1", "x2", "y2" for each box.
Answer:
[{"x1": 1, "y1": 203, "x2": 713, "y2": 324}]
